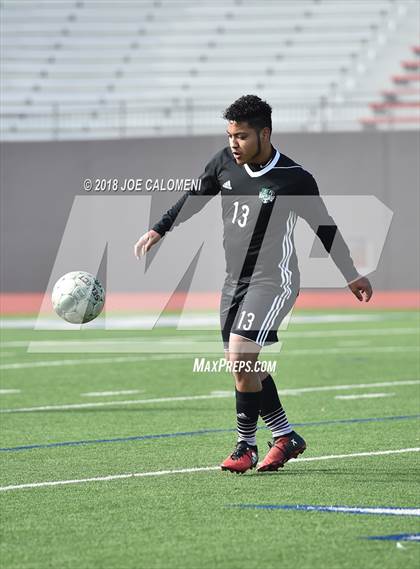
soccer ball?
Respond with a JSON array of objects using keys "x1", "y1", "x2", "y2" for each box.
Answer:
[{"x1": 52, "y1": 271, "x2": 105, "y2": 324}]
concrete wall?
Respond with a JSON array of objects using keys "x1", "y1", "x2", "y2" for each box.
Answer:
[{"x1": 1, "y1": 131, "x2": 419, "y2": 292}]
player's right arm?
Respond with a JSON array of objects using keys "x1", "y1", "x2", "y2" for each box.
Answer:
[
  {"x1": 134, "y1": 152, "x2": 222, "y2": 258},
  {"x1": 295, "y1": 172, "x2": 373, "y2": 302},
  {"x1": 134, "y1": 229, "x2": 162, "y2": 259}
]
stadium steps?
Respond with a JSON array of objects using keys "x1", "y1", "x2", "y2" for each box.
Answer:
[
  {"x1": 359, "y1": 39, "x2": 420, "y2": 129},
  {"x1": 381, "y1": 88, "x2": 420, "y2": 102},
  {"x1": 401, "y1": 60, "x2": 420, "y2": 70},
  {"x1": 392, "y1": 73, "x2": 420, "y2": 84},
  {"x1": 360, "y1": 115, "x2": 420, "y2": 127}
]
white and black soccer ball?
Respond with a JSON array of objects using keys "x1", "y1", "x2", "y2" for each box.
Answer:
[{"x1": 52, "y1": 271, "x2": 105, "y2": 324}]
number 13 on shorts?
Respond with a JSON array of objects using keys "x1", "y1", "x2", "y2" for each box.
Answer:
[{"x1": 237, "y1": 310, "x2": 256, "y2": 330}]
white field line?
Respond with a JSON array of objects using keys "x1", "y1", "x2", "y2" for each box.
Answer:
[
  {"x1": 24, "y1": 342, "x2": 420, "y2": 355},
  {"x1": 0, "y1": 355, "x2": 189, "y2": 370},
  {"x1": 1, "y1": 327, "x2": 418, "y2": 349},
  {"x1": 1, "y1": 379, "x2": 418, "y2": 414},
  {"x1": 81, "y1": 390, "x2": 143, "y2": 397},
  {"x1": 0, "y1": 389, "x2": 21, "y2": 395},
  {"x1": 0, "y1": 393, "x2": 231, "y2": 413},
  {"x1": 335, "y1": 393, "x2": 395, "y2": 400},
  {"x1": 1, "y1": 345, "x2": 419, "y2": 371},
  {"x1": 279, "y1": 379, "x2": 419, "y2": 396},
  {"x1": 0, "y1": 313, "x2": 391, "y2": 330},
  {"x1": 278, "y1": 346, "x2": 419, "y2": 356},
  {"x1": 1, "y1": 447, "x2": 419, "y2": 493},
  {"x1": 284, "y1": 327, "x2": 419, "y2": 338}
]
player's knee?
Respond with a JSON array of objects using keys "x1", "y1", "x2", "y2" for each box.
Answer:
[
  {"x1": 233, "y1": 371, "x2": 252, "y2": 387},
  {"x1": 228, "y1": 335, "x2": 260, "y2": 357},
  {"x1": 228, "y1": 354, "x2": 251, "y2": 382}
]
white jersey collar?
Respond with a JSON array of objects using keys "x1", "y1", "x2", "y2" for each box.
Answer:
[{"x1": 244, "y1": 149, "x2": 280, "y2": 178}]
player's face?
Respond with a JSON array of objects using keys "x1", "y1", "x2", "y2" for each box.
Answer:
[{"x1": 226, "y1": 121, "x2": 261, "y2": 165}]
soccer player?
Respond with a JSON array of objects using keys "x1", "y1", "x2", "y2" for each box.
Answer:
[{"x1": 134, "y1": 95, "x2": 372, "y2": 474}]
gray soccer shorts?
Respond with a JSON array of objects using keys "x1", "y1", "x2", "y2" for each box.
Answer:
[{"x1": 220, "y1": 280, "x2": 299, "y2": 350}]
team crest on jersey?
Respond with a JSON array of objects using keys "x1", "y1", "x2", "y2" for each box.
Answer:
[{"x1": 259, "y1": 187, "x2": 275, "y2": 204}]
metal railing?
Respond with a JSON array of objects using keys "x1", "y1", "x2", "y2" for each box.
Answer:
[{"x1": 1, "y1": 98, "x2": 418, "y2": 140}]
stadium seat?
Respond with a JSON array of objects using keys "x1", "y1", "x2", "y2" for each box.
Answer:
[{"x1": 1, "y1": 0, "x2": 419, "y2": 139}]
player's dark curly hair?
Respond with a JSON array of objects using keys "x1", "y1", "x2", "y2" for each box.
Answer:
[{"x1": 223, "y1": 95, "x2": 272, "y2": 132}]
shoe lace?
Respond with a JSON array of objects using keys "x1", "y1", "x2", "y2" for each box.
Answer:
[{"x1": 231, "y1": 442, "x2": 251, "y2": 459}]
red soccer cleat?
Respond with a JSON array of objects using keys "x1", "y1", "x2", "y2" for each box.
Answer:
[
  {"x1": 221, "y1": 441, "x2": 259, "y2": 474},
  {"x1": 257, "y1": 431, "x2": 306, "y2": 472}
]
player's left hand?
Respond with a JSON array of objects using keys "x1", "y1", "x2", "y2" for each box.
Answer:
[
  {"x1": 348, "y1": 276, "x2": 373, "y2": 302},
  {"x1": 134, "y1": 229, "x2": 162, "y2": 259}
]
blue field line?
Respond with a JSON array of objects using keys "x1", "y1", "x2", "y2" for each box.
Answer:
[
  {"x1": 364, "y1": 533, "x2": 420, "y2": 542},
  {"x1": 230, "y1": 505, "x2": 420, "y2": 517},
  {"x1": 1, "y1": 413, "x2": 419, "y2": 453}
]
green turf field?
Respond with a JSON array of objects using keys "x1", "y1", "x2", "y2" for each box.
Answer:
[{"x1": 1, "y1": 309, "x2": 419, "y2": 569}]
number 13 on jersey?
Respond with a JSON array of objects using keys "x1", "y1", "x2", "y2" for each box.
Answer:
[{"x1": 232, "y1": 201, "x2": 250, "y2": 228}]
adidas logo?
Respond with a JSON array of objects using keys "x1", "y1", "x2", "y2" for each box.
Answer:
[
  {"x1": 237, "y1": 412, "x2": 248, "y2": 419},
  {"x1": 222, "y1": 180, "x2": 232, "y2": 190}
]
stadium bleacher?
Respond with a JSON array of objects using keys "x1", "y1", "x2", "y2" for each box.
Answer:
[
  {"x1": 1, "y1": 0, "x2": 419, "y2": 139},
  {"x1": 360, "y1": 44, "x2": 420, "y2": 128}
]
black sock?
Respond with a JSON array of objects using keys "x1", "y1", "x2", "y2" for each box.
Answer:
[
  {"x1": 260, "y1": 375, "x2": 292, "y2": 438},
  {"x1": 236, "y1": 389, "x2": 261, "y2": 447}
]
